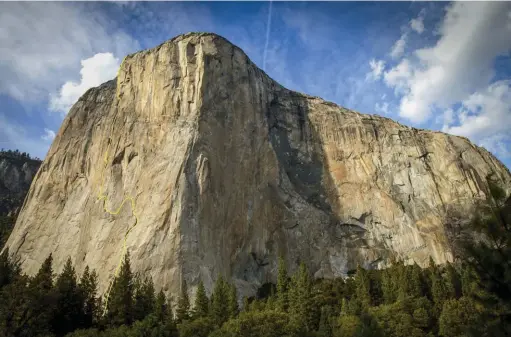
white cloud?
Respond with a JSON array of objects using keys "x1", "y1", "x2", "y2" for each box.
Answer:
[
  {"x1": 49, "y1": 53, "x2": 120, "y2": 114},
  {"x1": 41, "y1": 128, "x2": 56, "y2": 142},
  {"x1": 375, "y1": 102, "x2": 390, "y2": 115},
  {"x1": 390, "y1": 33, "x2": 407, "y2": 59},
  {"x1": 445, "y1": 80, "x2": 511, "y2": 140},
  {"x1": 383, "y1": 59, "x2": 411, "y2": 94},
  {"x1": 410, "y1": 15, "x2": 425, "y2": 34},
  {"x1": 367, "y1": 59, "x2": 385, "y2": 81},
  {"x1": 0, "y1": 2, "x2": 139, "y2": 102},
  {"x1": 382, "y1": 2, "x2": 511, "y2": 124}
]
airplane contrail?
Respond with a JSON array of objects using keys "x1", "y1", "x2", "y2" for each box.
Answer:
[{"x1": 263, "y1": 0, "x2": 273, "y2": 71}]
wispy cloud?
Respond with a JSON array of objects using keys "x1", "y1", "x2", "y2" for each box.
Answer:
[
  {"x1": 0, "y1": 2, "x2": 139, "y2": 103},
  {"x1": 41, "y1": 128, "x2": 56, "y2": 142},
  {"x1": 376, "y1": 2, "x2": 511, "y2": 158}
]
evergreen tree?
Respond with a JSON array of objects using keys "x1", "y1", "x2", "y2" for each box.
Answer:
[
  {"x1": 210, "y1": 275, "x2": 229, "y2": 326},
  {"x1": 227, "y1": 283, "x2": 239, "y2": 318},
  {"x1": 445, "y1": 263, "x2": 462, "y2": 299},
  {"x1": 52, "y1": 257, "x2": 84, "y2": 336},
  {"x1": 23, "y1": 254, "x2": 57, "y2": 336},
  {"x1": 0, "y1": 273, "x2": 31, "y2": 336},
  {"x1": 276, "y1": 256, "x2": 289, "y2": 312},
  {"x1": 288, "y1": 262, "x2": 312, "y2": 332},
  {"x1": 428, "y1": 259, "x2": 451, "y2": 314},
  {"x1": 354, "y1": 265, "x2": 372, "y2": 307},
  {"x1": 176, "y1": 279, "x2": 190, "y2": 323},
  {"x1": 106, "y1": 252, "x2": 134, "y2": 327},
  {"x1": 317, "y1": 305, "x2": 333, "y2": 337},
  {"x1": 457, "y1": 179, "x2": 511, "y2": 334},
  {"x1": 79, "y1": 266, "x2": 99, "y2": 329},
  {"x1": 381, "y1": 267, "x2": 398, "y2": 304},
  {"x1": 407, "y1": 264, "x2": 425, "y2": 299},
  {"x1": 133, "y1": 275, "x2": 156, "y2": 322},
  {"x1": 439, "y1": 297, "x2": 482, "y2": 336},
  {"x1": 0, "y1": 248, "x2": 20, "y2": 289},
  {"x1": 193, "y1": 280, "x2": 209, "y2": 318}
]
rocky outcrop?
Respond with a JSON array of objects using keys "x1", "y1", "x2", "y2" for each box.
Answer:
[
  {"x1": 3, "y1": 33, "x2": 511, "y2": 299},
  {"x1": 0, "y1": 152, "x2": 41, "y2": 216}
]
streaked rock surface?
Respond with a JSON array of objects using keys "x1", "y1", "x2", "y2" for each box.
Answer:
[{"x1": 4, "y1": 33, "x2": 511, "y2": 298}]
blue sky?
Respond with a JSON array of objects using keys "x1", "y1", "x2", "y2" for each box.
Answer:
[{"x1": 0, "y1": 2, "x2": 510, "y2": 169}]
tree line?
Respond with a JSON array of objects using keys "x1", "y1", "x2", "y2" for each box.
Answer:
[
  {"x1": 0, "y1": 149, "x2": 41, "y2": 162},
  {"x1": 0, "y1": 180, "x2": 509, "y2": 337}
]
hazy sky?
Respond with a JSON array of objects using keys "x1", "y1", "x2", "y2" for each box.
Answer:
[{"x1": 0, "y1": 1, "x2": 510, "y2": 168}]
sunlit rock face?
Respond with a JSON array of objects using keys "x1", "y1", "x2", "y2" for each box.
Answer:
[{"x1": 4, "y1": 32, "x2": 511, "y2": 299}]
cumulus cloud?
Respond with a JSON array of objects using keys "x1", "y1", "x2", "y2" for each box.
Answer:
[
  {"x1": 41, "y1": 128, "x2": 56, "y2": 141},
  {"x1": 49, "y1": 53, "x2": 120, "y2": 114},
  {"x1": 381, "y1": 2, "x2": 511, "y2": 124},
  {"x1": 445, "y1": 80, "x2": 511, "y2": 139},
  {"x1": 0, "y1": 2, "x2": 139, "y2": 102}
]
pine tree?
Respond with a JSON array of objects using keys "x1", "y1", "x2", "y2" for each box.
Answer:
[
  {"x1": 193, "y1": 280, "x2": 209, "y2": 318},
  {"x1": 430, "y1": 267, "x2": 450, "y2": 314},
  {"x1": 52, "y1": 257, "x2": 84, "y2": 336},
  {"x1": 0, "y1": 248, "x2": 20, "y2": 289},
  {"x1": 79, "y1": 265, "x2": 99, "y2": 329},
  {"x1": 106, "y1": 252, "x2": 134, "y2": 327},
  {"x1": 288, "y1": 262, "x2": 312, "y2": 332},
  {"x1": 133, "y1": 275, "x2": 156, "y2": 322},
  {"x1": 276, "y1": 256, "x2": 289, "y2": 312},
  {"x1": 227, "y1": 283, "x2": 239, "y2": 318},
  {"x1": 154, "y1": 290, "x2": 169, "y2": 322},
  {"x1": 176, "y1": 280, "x2": 190, "y2": 323},
  {"x1": 210, "y1": 275, "x2": 229, "y2": 326},
  {"x1": 445, "y1": 263, "x2": 462, "y2": 299},
  {"x1": 317, "y1": 305, "x2": 333, "y2": 337},
  {"x1": 381, "y1": 267, "x2": 398, "y2": 304},
  {"x1": 24, "y1": 254, "x2": 56, "y2": 336},
  {"x1": 354, "y1": 265, "x2": 371, "y2": 307}
]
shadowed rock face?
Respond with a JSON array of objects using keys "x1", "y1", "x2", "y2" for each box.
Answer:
[
  {"x1": 0, "y1": 154, "x2": 41, "y2": 216},
  {"x1": 4, "y1": 33, "x2": 511, "y2": 299}
]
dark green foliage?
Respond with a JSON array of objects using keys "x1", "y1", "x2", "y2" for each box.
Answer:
[
  {"x1": 176, "y1": 279, "x2": 190, "y2": 323},
  {"x1": 288, "y1": 262, "x2": 313, "y2": 332},
  {"x1": 177, "y1": 317, "x2": 216, "y2": 337},
  {"x1": 105, "y1": 252, "x2": 134, "y2": 327},
  {"x1": 227, "y1": 282, "x2": 239, "y2": 318},
  {"x1": 210, "y1": 275, "x2": 229, "y2": 326},
  {"x1": 457, "y1": 180, "x2": 511, "y2": 334},
  {"x1": 0, "y1": 248, "x2": 20, "y2": 288},
  {"x1": 52, "y1": 257, "x2": 84, "y2": 336},
  {"x1": 79, "y1": 266, "x2": 99, "y2": 329},
  {"x1": 438, "y1": 297, "x2": 482, "y2": 337},
  {"x1": 133, "y1": 274, "x2": 155, "y2": 322},
  {"x1": 276, "y1": 256, "x2": 289, "y2": 312},
  {"x1": 216, "y1": 310, "x2": 299, "y2": 337},
  {"x1": 193, "y1": 280, "x2": 209, "y2": 318},
  {"x1": 318, "y1": 305, "x2": 334, "y2": 337}
]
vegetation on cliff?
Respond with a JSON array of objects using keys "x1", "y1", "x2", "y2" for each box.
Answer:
[{"x1": 0, "y1": 182, "x2": 509, "y2": 337}]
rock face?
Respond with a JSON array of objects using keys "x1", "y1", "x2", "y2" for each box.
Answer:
[
  {"x1": 0, "y1": 153, "x2": 41, "y2": 217},
  {"x1": 4, "y1": 33, "x2": 511, "y2": 298}
]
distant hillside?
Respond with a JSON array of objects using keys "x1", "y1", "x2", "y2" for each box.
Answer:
[{"x1": 0, "y1": 149, "x2": 41, "y2": 247}]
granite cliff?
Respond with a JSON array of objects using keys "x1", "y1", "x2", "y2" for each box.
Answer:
[{"x1": 4, "y1": 33, "x2": 511, "y2": 299}]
